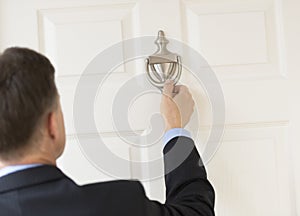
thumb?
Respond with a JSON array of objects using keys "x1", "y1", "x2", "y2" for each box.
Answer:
[{"x1": 163, "y1": 80, "x2": 174, "y2": 97}]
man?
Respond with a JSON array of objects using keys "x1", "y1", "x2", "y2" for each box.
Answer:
[{"x1": 0, "y1": 47, "x2": 215, "y2": 215}]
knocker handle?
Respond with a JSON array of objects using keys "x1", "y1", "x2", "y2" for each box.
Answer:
[{"x1": 145, "y1": 30, "x2": 182, "y2": 91}]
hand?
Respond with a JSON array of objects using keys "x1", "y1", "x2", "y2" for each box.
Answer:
[{"x1": 160, "y1": 80, "x2": 195, "y2": 132}]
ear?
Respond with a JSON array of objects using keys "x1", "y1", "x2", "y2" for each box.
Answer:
[{"x1": 47, "y1": 111, "x2": 58, "y2": 140}]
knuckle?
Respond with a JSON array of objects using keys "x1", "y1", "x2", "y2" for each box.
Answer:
[{"x1": 179, "y1": 85, "x2": 187, "y2": 91}]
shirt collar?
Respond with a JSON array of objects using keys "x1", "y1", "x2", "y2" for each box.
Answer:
[{"x1": 0, "y1": 164, "x2": 42, "y2": 178}]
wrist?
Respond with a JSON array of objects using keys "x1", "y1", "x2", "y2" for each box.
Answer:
[{"x1": 165, "y1": 124, "x2": 183, "y2": 132}]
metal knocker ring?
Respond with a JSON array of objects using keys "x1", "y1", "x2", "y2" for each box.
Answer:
[{"x1": 146, "y1": 30, "x2": 182, "y2": 92}]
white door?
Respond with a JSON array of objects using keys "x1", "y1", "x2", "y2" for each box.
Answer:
[{"x1": 0, "y1": 0, "x2": 299, "y2": 215}]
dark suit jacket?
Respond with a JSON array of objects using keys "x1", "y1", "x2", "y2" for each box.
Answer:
[{"x1": 0, "y1": 136, "x2": 215, "y2": 216}]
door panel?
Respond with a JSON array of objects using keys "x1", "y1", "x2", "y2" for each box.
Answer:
[
  {"x1": 208, "y1": 124, "x2": 291, "y2": 216},
  {"x1": 182, "y1": 0, "x2": 286, "y2": 80},
  {"x1": 38, "y1": 4, "x2": 135, "y2": 76}
]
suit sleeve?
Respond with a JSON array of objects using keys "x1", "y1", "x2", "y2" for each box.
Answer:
[{"x1": 141, "y1": 136, "x2": 215, "y2": 216}]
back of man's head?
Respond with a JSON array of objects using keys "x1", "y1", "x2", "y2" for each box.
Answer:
[{"x1": 0, "y1": 47, "x2": 58, "y2": 161}]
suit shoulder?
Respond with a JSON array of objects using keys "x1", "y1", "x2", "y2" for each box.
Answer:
[
  {"x1": 80, "y1": 180, "x2": 147, "y2": 211},
  {"x1": 82, "y1": 180, "x2": 145, "y2": 195}
]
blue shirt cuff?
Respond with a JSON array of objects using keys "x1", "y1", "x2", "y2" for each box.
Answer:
[{"x1": 163, "y1": 128, "x2": 192, "y2": 146}]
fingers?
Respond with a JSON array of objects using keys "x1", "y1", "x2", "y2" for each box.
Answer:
[
  {"x1": 175, "y1": 85, "x2": 195, "y2": 108},
  {"x1": 174, "y1": 85, "x2": 190, "y2": 96},
  {"x1": 163, "y1": 81, "x2": 191, "y2": 99},
  {"x1": 173, "y1": 85, "x2": 180, "y2": 94},
  {"x1": 163, "y1": 80, "x2": 175, "y2": 97}
]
